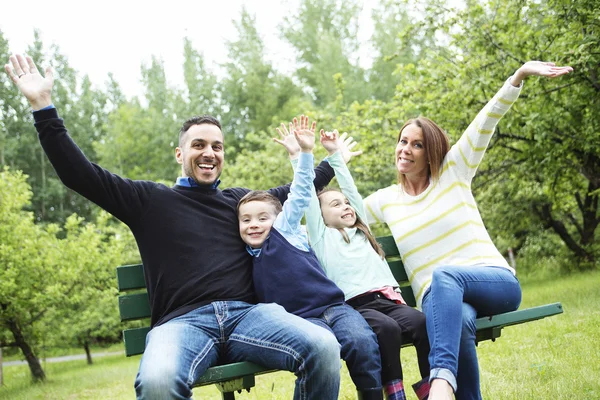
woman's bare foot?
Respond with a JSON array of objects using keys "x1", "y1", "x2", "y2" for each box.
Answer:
[{"x1": 428, "y1": 378, "x2": 454, "y2": 400}]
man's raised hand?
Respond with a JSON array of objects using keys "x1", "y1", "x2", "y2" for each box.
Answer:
[{"x1": 5, "y1": 54, "x2": 54, "y2": 110}]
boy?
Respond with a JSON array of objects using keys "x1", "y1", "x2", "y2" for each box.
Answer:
[{"x1": 237, "y1": 116, "x2": 383, "y2": 400}]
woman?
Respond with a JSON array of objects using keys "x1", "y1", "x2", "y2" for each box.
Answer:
[{"x1": 363, "y1": 61, "x2": 572, "y2": 400}]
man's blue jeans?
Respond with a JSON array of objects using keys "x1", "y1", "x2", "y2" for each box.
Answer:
[
  {"x1": 307, "y1": 304, "x2": 382, "y2": 394},
  {"x1": 421, "y1": 265, "x2": 521, "y2": 400},
  {"x1": 135, "y1": 301, "x2": 341, "y2": 400}
]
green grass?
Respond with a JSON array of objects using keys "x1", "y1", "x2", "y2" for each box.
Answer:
[{"x1": 1, "y1": 270, "x2": 599, "y2": 399}]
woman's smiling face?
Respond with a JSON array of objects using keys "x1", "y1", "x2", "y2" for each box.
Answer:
[{"x1": 395, "y1": 123, "x2": 429, "y2": 178}]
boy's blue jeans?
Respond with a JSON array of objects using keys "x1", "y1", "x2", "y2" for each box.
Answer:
[
  {"x1": 135, "y1": 301, "x2": 341, "y2": 400},
  {"x1": 307, "y1": 303, "x2": 382, "y2": 394},
  {"x1": 421, "y1": 265, "x2": 521, "y2": 400}
]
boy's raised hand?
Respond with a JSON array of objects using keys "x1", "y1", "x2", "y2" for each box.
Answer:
[
  {"x1": 292, "y1": 115, "x2": 315, "y2": 153},
  {"x1": 274, "y1": 121, "x2": 301, "y2": 159}
]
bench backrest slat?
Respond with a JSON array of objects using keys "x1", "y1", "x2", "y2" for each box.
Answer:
[
  {"x1": 378, "y1": 235, "x2": 399, "y2": 257},
  {"x1": 119, "y1": 292, "x2": 151, "y2": 321},
  {"x1": 117, "y1": 264, "x2": 146, "y2": 291},
  {"x1": 123, "y1": 327, "x2": 151, "y2": 357},
  {"x1": 387, "y1": 260, "x2": 409, "y2": 283}
]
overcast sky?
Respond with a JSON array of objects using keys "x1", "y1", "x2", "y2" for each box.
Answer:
[{"x1": 1, "y1": 0, "x2": 377, "y2": 99}]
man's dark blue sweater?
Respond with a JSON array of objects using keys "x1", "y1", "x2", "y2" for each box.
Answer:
[{"x1": 33, "y1": 108, "x2": 335, "y2": 327}]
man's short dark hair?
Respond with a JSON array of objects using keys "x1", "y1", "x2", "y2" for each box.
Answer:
[{"x1": 179, "y1": 115, "x2": 222, "y2": 147}]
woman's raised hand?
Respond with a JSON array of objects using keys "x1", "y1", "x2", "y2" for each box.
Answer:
[{"x1": 511, "y1": 61, "x2": 573, "y2": 86}]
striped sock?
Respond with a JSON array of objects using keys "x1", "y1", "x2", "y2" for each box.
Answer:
[{"x1": 384, "y1": 379, "x2": 406, "y2": 400}]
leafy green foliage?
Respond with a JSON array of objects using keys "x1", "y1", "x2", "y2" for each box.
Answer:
[
  {"x1": 281, "y1": 0, "x2": 368, "y2": 106},
  {"x1": 327, "y1": 0, "x2": 600, "y2": 268},
  {"x1": 219, "y1": 8, "x2": 305, "y2": 155},
  {"x1": 0, "y1": 169, "x2": 137, "y2": 379}
]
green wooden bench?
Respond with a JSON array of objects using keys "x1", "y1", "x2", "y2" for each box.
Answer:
[{"x1": 117, "y1": 235, "x2": 563, "y2": 399}]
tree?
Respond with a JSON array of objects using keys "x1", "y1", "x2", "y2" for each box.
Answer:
[
  {"x1": 0, "y1": 30, "x2": 114, "y2": 223},
  {"x1": 0, "y1": 169, "x2": 62, "y2": 381},
  {"x1": 181, "y1": 37, "x2": 219, "y2": 119},
  {"x1": 41, "y1": 212, "x2": 137, "y2": 364},
  {"x1": 95, "y1": 57, "x2": 182, "y2": 182},
  {"x1": 0, "y1": 30, "x2": 31, "y2": 170},
  {"x1": 331, "y1": 0, "x2": 599, "y2": 268},
  {"x1": 219, "y1": 8, "x2": 304, "y2": 155},
  {"x1": 0, "y1": 169, "x2": 136, "y2": 380},
  {"x1": 368, "y1": 0, "x2": 437, "y2": 101},
  {"x1": 281, "y1": 0, "x2": 368, "y2": 107}
]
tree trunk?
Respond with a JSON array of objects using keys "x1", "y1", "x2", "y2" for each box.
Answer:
[
  {"x1": 6, "y1": 318, "x2": 45, "y2": 382},
  {"x1": 83, "y1": 341, "x2": 93, "y2": 365},
  {"x1": 40, "y1": 148, "x2": 46, "y2": 219},
  {"x1": 538, "y1": 203, "x2": 594, "y2": 263}
]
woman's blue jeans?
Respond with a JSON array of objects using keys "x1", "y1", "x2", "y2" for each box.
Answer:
[
  {"x1": 135, "y1": 301, "x2": 341, "y2": 400},
  {"x1": 421, "y1": 265, "x2": 521, "y2": 400}
]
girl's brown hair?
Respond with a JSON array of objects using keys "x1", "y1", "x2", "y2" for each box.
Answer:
[
  {"x1": 396, "y1": 117, "x2": 450, "y2": 186},
  {"x1": 317, "y1": 188, "x2": 386, "y2": 259}
]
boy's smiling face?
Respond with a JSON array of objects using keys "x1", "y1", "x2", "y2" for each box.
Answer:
[{"x1": 238, "y1": 201, "x2": 278, "y2": 248}]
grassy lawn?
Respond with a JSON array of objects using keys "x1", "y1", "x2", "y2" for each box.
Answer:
[
  {"x1": 1, "y1": 270, "x2": 598, "y2": 399},
  {"x1": 1, "y1": 343, "x2": 124, "y2": 363}
]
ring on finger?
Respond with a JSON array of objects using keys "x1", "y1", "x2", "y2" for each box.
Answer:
[{"x1": 17, "y1": 72, "x2": 25, "y2": 78}]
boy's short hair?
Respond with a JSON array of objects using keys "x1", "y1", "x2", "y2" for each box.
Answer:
[{"x1": 237, "y1": 191, "x2": 282, "y2": 215}]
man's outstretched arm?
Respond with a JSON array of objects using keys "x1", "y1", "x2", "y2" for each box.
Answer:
[{"x1": 5, "y1": 54, "x2": 153, "y2": 224}]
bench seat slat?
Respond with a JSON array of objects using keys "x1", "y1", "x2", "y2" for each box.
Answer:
[
  {"x1": 475, "y1": 302, "x2": 563, "y2": 330},
  {"x1": 398, "y1": 284, "x2": 416, "y2": 307},
  {"x1": 197, "y1": 362, "x2": 275, "y2": 385}
]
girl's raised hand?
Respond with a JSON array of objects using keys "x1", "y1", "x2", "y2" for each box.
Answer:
[
  {"x1": 320, "y1": 129, "x2": 340, "y2": 155},
  {"x1": 338, "y1": 132, "x2": 363, "y2": 164}
]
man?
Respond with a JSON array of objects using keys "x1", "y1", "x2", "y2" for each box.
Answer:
[{"x1": 5, "y1": 54, "x2": 345, "y2": 400}]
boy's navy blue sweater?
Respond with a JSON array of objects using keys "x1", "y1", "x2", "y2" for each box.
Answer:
[
  {"x1": 253, "y1": 229, "x2": 345, "y2": 318},
  {"x1": 33, "y1": 108, "x2": 335, "y2": 327}
]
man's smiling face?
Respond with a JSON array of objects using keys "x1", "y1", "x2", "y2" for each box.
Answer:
[{"x1": 176, "y1": 123, "x2": 224, "y2": 185}]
